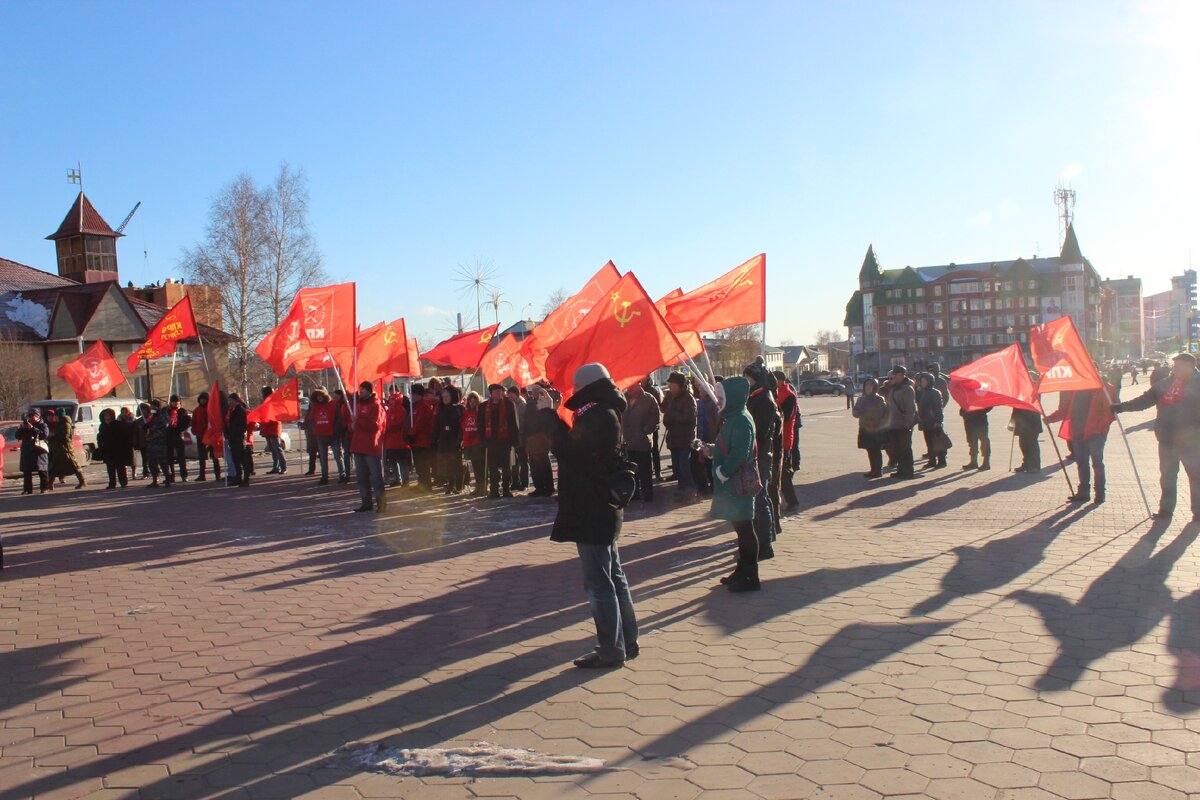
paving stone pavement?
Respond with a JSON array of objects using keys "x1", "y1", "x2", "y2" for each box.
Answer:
[{"x1": 1, "y1": 388, "x2": 1198, "y2": 800}]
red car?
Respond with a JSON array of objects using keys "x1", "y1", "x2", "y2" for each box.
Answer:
[{"x1": 1, "y1": 420, "x2": 86, "y2": 479}]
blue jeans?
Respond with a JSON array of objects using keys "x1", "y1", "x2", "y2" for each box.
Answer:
[
  {"x1": 265, "y1": 436, "x2": 286, "y2": 472},
  {"x1": 354, "y1": 453, "x2": 384, "y2": 507},
  {"x1": 1072, "y1": 435, "x2": 1107, "y2": 496},
  {"x1": 576, "y1": 543, "x2": 639, "y2": 659},
  {"x1": 670, "y1": 448, "x2": 695, "y2": 494},
  {"x1": 317, "y1": 435, "x2": 344, "y2": 480}
]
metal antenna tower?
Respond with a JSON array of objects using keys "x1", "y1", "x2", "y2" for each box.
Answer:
[{"x1": 1054, "y1": 183, "x2": 1076, "y2": 247}]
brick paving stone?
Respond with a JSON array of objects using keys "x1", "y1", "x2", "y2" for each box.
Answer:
[{"x1": 0, "y1": 393, "x2": 1196, "y2": 799}]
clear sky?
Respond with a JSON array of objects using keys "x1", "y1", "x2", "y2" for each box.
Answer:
[{"x1": 2, "y1": 1, "x2": 1196, "y2": 347}]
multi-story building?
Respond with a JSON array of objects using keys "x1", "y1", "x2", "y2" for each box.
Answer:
[
  {"x1": 1100, "y1": 276, "x2": 1144, "y2": 360},
  {"x1": 844, "y1": 224, "x2": 1103, "y2": 373},
  {"x1": 1143, "y1": 269, "x2": 1197, "y2": 353}
]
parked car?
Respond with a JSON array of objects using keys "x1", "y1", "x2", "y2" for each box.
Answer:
[
  {"x1": 26, "y1": 398, "x2": 144, "y2": 461},
  {"x1": 181, "y1": 428, "x2": 292, "y2": 460},
  {"x1": 797, "y1": 379, "x2": 844, "y2": 397},
  {"x1": 1, "y1": 419, "x2": 87, "y2": 477}
]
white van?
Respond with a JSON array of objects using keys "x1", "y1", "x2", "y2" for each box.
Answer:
[{"x1": 28, "y1": 398, "x2": 145, "y2": 459}]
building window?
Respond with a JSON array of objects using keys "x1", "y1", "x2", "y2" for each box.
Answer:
[
  {"x1": 172, "y1": 373, "x2": 190, "y2": 398},
  {"x1": 935, "y1": 336, "x2": 944, "y2": 348},
  {"x1": 134, "y1": 376, "x2": 150, "y2": 399},
  {"x1": 969, "y1": 299, "x2": 983, "y2": 311},
  {"x1": 914, "y1": 288, "x2": 925, "y2": 297},
  {"x1": 1027, "y1": 279, "x2": 1038, "y2": 290},
  {"x1": 915, "y1": 319, "x2": 927, "y2": 331},
  {"x1": 934, "y1": 319, "x2": 945, "y2": 331},
  {"x1": 934, "y1": 285, "x2": 944, "y2": 297},
  {"x1": 1064, "y1": 276, "x2": 1079, "y2": 292},
  {"x1": 994, "y1": 282, "x2": 1002, "y2": 292},
  {"x1": 931, "y1": 303, "x2": 943, "y2": 315},
  {"x1": 1004, "y1": 281, "x2": 1014, "y2": 292},
  {"x1": 917, "y1": 337, "x2": 928, "y2": 348}
]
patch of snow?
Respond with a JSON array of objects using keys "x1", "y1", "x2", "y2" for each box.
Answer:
[
  {"x1": 337, "y1": 740, "x2": 607, "y2": 777},
  {"x1": 5, "y1": 295, "x2": 50, "y2": 338}
]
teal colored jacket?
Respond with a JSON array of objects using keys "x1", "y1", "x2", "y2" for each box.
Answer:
[{"x1": 710, "y1": 376, "x2": 756, "y2": 522}]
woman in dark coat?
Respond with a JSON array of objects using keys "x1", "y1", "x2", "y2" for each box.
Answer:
[
  {"x1": 16, "y1": 409, "x2": 51, "y2": 495},
  {"x1": 852, "y1": 377, "x2": 888, "y2": 478},
  {"x1": 551, "y1": 363, "x2": 638, "y2": 669},
  {"x1": 433, "y1": 386, "x2": 465, "y2": 494},
  {"x1": 48, "y1": 409, "x2": 86, "y2": 488},
  {"x1": 97, "y1": 408, "x2": 134, "y2": 489},
  {"x1": 524, "y1": 384, "x2": 559, "y2": 497}
]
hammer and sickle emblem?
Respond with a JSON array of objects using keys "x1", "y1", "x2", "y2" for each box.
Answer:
[
  {"x1": 737, "y1": 278, "x2": 754, "y2": 288},
  {"x1": 614, "y1": 300, "x2": 641, "y2": 328},
  {"x1": 479, "y1": 331, "x2": 494, "y2": 344},
  {"x1": 384, "y1": 328, "x2": 398, "y2": 345}
]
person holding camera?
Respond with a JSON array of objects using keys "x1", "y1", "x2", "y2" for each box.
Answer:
[{"x1": 16, "y1": 409, "x2": 51, "y2": 495}]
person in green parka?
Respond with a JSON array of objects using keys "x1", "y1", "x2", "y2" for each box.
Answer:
[{"x1": 703, "y1": 376, "x2": 761, "y2": 593}]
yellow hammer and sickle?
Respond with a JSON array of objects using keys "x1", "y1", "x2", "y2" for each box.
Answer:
[
  {"x1": 384, "y1": 328, "x2": 398, "y2": 345},
  {"x1": 614, "y1": 301, "x2": 640, "y2": 328},
  {"x1": 479, "y1": 331, "x2": 494, "y2": 344},
  {"x1": 737, "y1": 278, "x2": 754, "y2": 288}
]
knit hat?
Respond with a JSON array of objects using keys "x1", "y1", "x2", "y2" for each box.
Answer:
[
  {"x1": 890, "y1": 365, "x2": 907, "y2": 375},
  {"x1": 667, "y1": 371, "x2": 688, "y2": 388},
  {"x1": 573, "y1": 362, "x2": 611, "y2": 391},
  {"x1": 743, "y1": 361, "x2": 769, "y2": 386}
]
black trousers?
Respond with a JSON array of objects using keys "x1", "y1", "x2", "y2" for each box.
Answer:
[
  {"x1": 23, "y1": 470, "x2": 48, "y2": 493},
  {"x1": 889, "y1": 428, "x2": 915, "y2": 477},
  {"x1": 106, "y1": 462, "x2": 128, "y2": 488},
  {"x1": 866, "y1": 447, "x2": 883, "y2": 475},
  {"x1": 630, "y1": 450, "x2": 654, "y2": 500},
  {"x1": 198, "y1": 444, "x2": 222, "y2": 479},
  {"x1": 485, "y1": 444, "x2": 512, "y2": 494},
  {"x1": 513, "y1": 445, "x2": 529, "y2": 489},
  {"x1": 530, "y1": 453, "x2": 554, "y2": 494},
  {"x1": 228, "y1": 442, "x2": 247, "y2": 485},
  {"x1": 733, "y1": 519, "x2": 758, "y2": 580},
  {"x1": 169, "y1": 440, "x2": 187, "y2": 479},
  {"x1": 651, "y1": 430, "x2": 662, "y2": 479},
  {"x1": 1018, "y1": 432, "x2": 1041, "y2": 471}
]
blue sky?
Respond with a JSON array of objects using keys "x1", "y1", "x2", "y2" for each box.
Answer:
[{"x1": 2, "y1": 1, "x2": 1196, "y2": 346}]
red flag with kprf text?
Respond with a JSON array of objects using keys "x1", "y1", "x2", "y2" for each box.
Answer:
[
  {"x1": 58, "y1": 340, "x2": 126, "y2": 403},
  {"x1": 1030, "y1": 316, "x2": 1102, "y2": 394},
  {"x1": 127, "y1": 294, "x2": 199, "y2": 372},
  {"x1": 949, "y1": 344, "x2": 1042, "y2": 413}
]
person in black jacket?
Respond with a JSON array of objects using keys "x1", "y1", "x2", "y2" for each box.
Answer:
[
  {"x1": 433, "y1": 386, "x2": 465, "y2": 495},
  {"x1": 98, "y1": 408, "x2": 133, "y2": 489},
  {"x1": 166, "y1": 395, "x2": 192, "y2": 482},
  {"x1": 1113, "y1": 352, "x2": 1200, "y2": 520},
  {"x1": 743, "y1": 360, "x2": 780, "y2": 555},
  {"x1": 551, "y1": 363, "x2": 638, "y2": 669},
  {"x1": 225, "y1": 392, "x2": 250, "y2": 487},
  {"x1": 524, "y1": 384, "x2": 559, "y2": 497},
  {"x1": 915, "y1": 372, "x2": 947, "y2": 470}
]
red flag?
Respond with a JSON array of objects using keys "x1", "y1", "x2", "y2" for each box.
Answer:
[
  {"x1": 247, "y1": 378, "x2": 301, "y2": 424},
  {"x1": 949, "y1": 344, "x2": 1042, "y2": 413},
  {"x1": 520, "y1": 261, "x2": 622, "y2": 380},
  {"x1": 256, "y1": 300, "x2": 322, "y2": 377},
  {"x1": 481, "y1": 333, "x2": 523, "y2": 386},
  {"x1": 399, "y1": 338, "x2": 422, "y2": 378},
  {"x1": 356, "y1": 319, "x2": 410, "y2": 384},
  {"x1": 1030, "y1": 316, "x2": 1102, "y2": 394},
  {"x1": 663, "y1": 254, "x2": 766, "y2": 333},
  {"x1": 127, "y1": 294, "x2": 199, "y2": 372},
  {"x1": 294, "y1": 283, "x2": 356, "y2": 349},
  {"x1": 422, "y1": 324, "x2": 500, "y2": 369},
  {"x1": 202, "y1": 379, "x2": 225, "y2": 450},
  {"x1": 656, "y1": 289, "x2": 706, "y2": 364},
  {"x1": 58, "y1": 340, "x2": 126, "y2": 402},
  {"x1": 545, "y1": 271, "x2": 686, "y2": 416}
]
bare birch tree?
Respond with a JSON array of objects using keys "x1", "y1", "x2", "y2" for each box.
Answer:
[
  {"x1": 180, "y1": 174, "x2": 270, "y2": 393},
  {"x1": 263, "y1": 163, "x2": 325, "y2": 327},
  {"x1": 0, "y1": 332, "x2": 45, "y2": 418}
]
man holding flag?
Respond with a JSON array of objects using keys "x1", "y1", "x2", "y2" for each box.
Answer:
[{"x1": 1113, "y1": 353, "x2": 1200, "y2": 521}]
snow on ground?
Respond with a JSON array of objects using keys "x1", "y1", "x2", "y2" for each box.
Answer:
[{"x1": 336, "y1": 741, "x2": 608, "y2": 777}]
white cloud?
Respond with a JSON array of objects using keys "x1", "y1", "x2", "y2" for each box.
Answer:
[
  {"x1": 1059, "y1": 163, "x2": 1083, "y2": 180},
  {"x1": 418, "y1": 304, "x2": 453, "y2": 318},
  {"x1": 969, "y1": 211, "x2": 992, "y2": 229}
]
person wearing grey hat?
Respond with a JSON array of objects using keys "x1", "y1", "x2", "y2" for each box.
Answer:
[
  {"x1": 1113, "y1": 352, "x2": 1200, "y2": 520},
  {"x1": 552, "y1": 362, "x2": 640, "y2": 668}
]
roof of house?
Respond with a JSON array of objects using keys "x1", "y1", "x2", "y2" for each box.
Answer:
[
  {"x1": 46, "y1": 192, "x2": 122, "y2": 241},
  {"x1": 0, "y1": 257, "x2": 77, "y2": 291}
]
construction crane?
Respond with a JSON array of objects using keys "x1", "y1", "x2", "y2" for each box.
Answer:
[{"x1": 115, "y1": 201, "x2": 141, "y2": 234}]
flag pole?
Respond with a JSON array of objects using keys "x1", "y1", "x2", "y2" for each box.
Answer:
[
  {"x1": 684, "y1": 354, "x2": 719, "y2": 406},
  {"x1": 1039, "y1": 408, "x2": 1076, "y2": 497},
  {"x1": 167, "y1": 350, "x2": 178, "y2": 399},
  {"x1": 1008, "y1": 432, "x2": 1016, "y2": 471},
  {"x1": 1102, "y1": 383, "x2": 1153, "y2": 518},
  {"x1": 327, "y1": 348, "x2": 350, "y2": 401},
  {"x1": 700, "y1": 349, "x2": 717, "y2": 384}
]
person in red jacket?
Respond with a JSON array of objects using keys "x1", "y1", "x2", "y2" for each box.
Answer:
[
  {"x1": 480, "y1": 383, "x2": 520, "y2": 498},
  {"x1": 191, "y1": 392, "x2": 222, "y2": 482},
  {"x1": 773, "y1": 371, "x2": 800, "y2": 510},
  {"x1": 351, "y1": 381, "x2": 387, "y2": 513},
  {"x1": 383, "y1": 389, "x2": 410, "y2": 487},
  {"x1": 1047, "y1": 380, "x2": 1117, "y2": 505},
  {"x1": 461, "y1": 391, "x2": 485, "y2": 496},
  {"x1": 259, "y1": 386, "x2": 287, "y2": 474},
  {"x1": 409, "y1": 385, "x2": 437, "y2": 491},
  {"x1": 309, "y1": 387, "x2": 345, "y2": 485}
]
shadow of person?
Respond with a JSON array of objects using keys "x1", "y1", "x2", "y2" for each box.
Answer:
[
  {"x1": 910, "y1": 510, "x2": 1072, "y2": 616},
  {"x1": 1164, "y1": 582, "x2": 1200, "y2": 713},
  {"x1": 1010, "y1": 520, "x2": 1196, "y2": 691}
]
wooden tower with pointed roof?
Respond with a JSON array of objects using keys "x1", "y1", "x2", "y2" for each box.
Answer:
[{"x1": 45, "y1": 192, "x2": 121, "y2": 284}]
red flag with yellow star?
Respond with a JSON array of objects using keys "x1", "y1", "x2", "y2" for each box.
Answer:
[
  {"x1": 545, "y1": 272, "x2": 686, "y2": 406},
  {"x1": 662, "y1": 254, "x2": 766, "y2": 333},
  {"x1": 422, "y1": 324, "x2": 500, "y2": 370}
]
